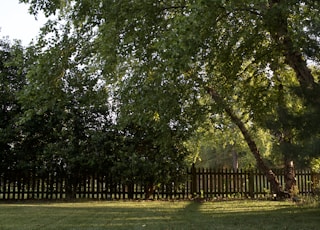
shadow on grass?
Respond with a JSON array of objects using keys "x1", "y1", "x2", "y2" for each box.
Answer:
[{"x1": 0, "y1": 200, "x2": 319, "y2": 230}]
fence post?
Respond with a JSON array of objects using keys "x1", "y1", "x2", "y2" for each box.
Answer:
[
  {"x1": 127, "y1": 182, "x2": 134, "y2": 199},
  {"x1": 248, "y1": 170, "x2": 254, "y2": 198},
  {"x1": 191, "y1": 163, "x2": 197, "y2": 198}
]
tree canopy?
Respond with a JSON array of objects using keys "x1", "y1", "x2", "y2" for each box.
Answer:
[
  {"x1": 11, "y1": 0, "x2": 320, "y2": 194},
  {"x1": 0, "y1": 38, "x2": 27, "y2": 172}
]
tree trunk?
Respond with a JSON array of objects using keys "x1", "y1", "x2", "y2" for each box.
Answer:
[
  {"x1": 207, "y1": 87, "x2": 283, "y2": 195},
  {"x1": 232, "y1": 148, "x2": 239, "y2": 171},
  {"x1": 144, "y1": 182, "x2": 154, "y2": 200},
  {"x1": 284, "y1": 160, "x2": 296, "y2": 195},
  {"x1": 276, "y1": 76, "x2": 296, "y2": 197},
  {"x1": 267, "y1": 0, "x2": 319, "y2": 98}
]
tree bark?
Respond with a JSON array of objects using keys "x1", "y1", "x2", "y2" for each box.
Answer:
[
  {"x1": 206, "y1": 87, "x2": 283, "y2": 195},
  {"x1": 276, "y1": 78, "x2": 296, "y2": 195},
  {"x1": 232, "y1": 148, "x2": 239, "y2": 171},
  {"x1": 284, "y1": 160, "x2": 296, "y2": 194}
]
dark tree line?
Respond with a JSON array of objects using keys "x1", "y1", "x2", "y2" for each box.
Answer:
[{"x1": 0, "y1": 39, "x2": 187, "y2": 193}]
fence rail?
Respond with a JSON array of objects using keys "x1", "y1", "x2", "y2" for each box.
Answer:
[{"x1": 1, "y1": 166, "x2": 319, "y2": 200}]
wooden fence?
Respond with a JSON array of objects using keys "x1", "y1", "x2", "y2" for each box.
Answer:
[
  {"x1": 188, "y1": 167, "x2": 319, "y2": 199},
  {"x1": 1, "y1": 166, "x2": 319, "y2": 200}
]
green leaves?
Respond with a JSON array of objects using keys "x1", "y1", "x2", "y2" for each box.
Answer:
[
  {"x1": 0, "y1": 39, "x2": 28, "y2": 171},
  {"x1": 15, "y1": 0, "x2": 320, "y2": 174},
  {"x1": 19, "y1": 0, "x2": 65, "y2": 17}
]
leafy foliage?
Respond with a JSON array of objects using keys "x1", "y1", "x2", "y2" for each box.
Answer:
[
  {"x1": 0, "y1": 39, "x2": 27, "y2": 171},
  {"x1": 6, "y1": 0, "x2": 320, "y2": 188}
]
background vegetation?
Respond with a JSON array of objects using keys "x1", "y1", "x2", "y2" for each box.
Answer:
[{"x1": 1, "y1": 0, "x2": 320, "y2": 194}]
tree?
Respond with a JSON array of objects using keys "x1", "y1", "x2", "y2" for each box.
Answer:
[
  {"x1": 0, "y1": 38, "x2": 27, "y2": 172},
  {"x1": 17, "y1": 20, "x2": 114, "y2": 172},
  {"x1": 21, "y1": 0, "x2": 320, "y2": 195},
  {"x1": 18, "y1": 1, "x2": 205, "y2": 191}
]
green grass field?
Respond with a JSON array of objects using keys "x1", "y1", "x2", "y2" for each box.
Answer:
[{"x1": 0, "y1": 200, "x2": 319, "y2": 230}]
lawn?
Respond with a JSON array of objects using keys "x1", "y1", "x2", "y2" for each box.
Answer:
[{"x1": 0, "y1": 200, "x2": 319, "y2": 230}]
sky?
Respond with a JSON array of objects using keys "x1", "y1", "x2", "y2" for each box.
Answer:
[{"x1": 0, "y1": 0, "x2": 47, "y2": 46}]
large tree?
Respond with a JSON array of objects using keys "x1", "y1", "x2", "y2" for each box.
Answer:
[
  {"x1": 0, "y1": 38, "x2": 27, "y2": 172},
  {"x1": 21, "y1": 0, "x2": 320, "y2": 195}
]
